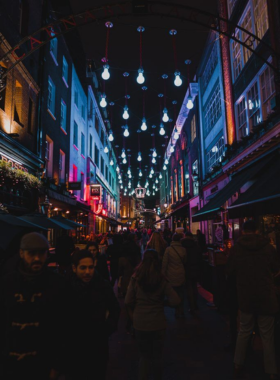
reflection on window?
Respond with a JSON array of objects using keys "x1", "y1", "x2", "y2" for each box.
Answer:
[
  {"x1": 204, "y1": 81, "x2": 222, "y2": 137},
  {"x1": 260, "y1": 65, "x2": 275, "y2": 118},
  {"x1": 201, "y1": 43, "x2": 218, "y2": 94},
  {"x1": 192, "y1": 160, "x2": 199, "y2": 196},
  {"x1": 236, "y1": 97, "x2": 248, "y2": 137},
  {"x1": 253, "y1": 0, "x2": 269, "y2": 40},
  {"x1": 206, "y1": 136, "x2": 225, "y2": 173},
  {"x1": 241, "y1": 8, "x2": 253, "y2": 64},
  {"x1": 247, "y1": 81, "x2": 261, "y2": 129}
]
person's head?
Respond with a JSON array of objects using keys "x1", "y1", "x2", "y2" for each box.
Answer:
[
  {"x1": 172, "y1": 233, "x2": 184, "y2": 242},
  {"x1": 242, "y1": 220, "x2": 257, "y2": 235},
  {"x1": 86, "y1": 242, "x2": 99, "y2": 258},
  {"x1": 184, "y1": 231, "x2": 194, "y2": 239},
  {"x1": 175, "y1": 227, "x2": 185, "y2": 236},
  {"x1": 72, "y1": 250, "x2": 95, "y2": 283},
  {"x1": 19, "y1": 232, "x2": 49, "y2": 273},
  {"x1": 135, "y1": 249, "x2": 163, "y2": 292}
]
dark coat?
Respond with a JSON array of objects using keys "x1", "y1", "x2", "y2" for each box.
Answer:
[
  {"x1": 65, "y1": 272, "x2": 120, "y2": 374},
  {"x1": 227, "y1": 234, "x2": 280, "y2": 315},
  {"x1": 95, "y1": 253, "x2": 110, "y2": 282},
  {"x1": 181, "y1": 238, "x2": 202, "y2": 279},
  {"x1": 55, "y1": 235, "x2": 75, "y2": 266},
  {"x1": 0, "y1": 265, "x2": 66, "y2": 378}
]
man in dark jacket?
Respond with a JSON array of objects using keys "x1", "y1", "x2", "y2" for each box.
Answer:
[
  {"x1": 65, "y1": 250, "x2": 120, "y2": 380},
  {"x1": 227, "y1": 221, "x2": 280, "y2": 380},
  {"x1": 0, "y1": 232, "x2": 65, "y2": 380}
]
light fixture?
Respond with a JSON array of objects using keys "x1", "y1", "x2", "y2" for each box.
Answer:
[
  {"x1": 116, "y1": 165, "x2": 120, "y2": 173},
  {"x1": 174, "y1": 71, "x2": 182, "y2": 87},
  {"x1": 123, "y1": 105, "x2": 129, "y2": 120},
  {"x1": 149, "y1": 173, "x2": 152, "y2": 178},
  {"x1": 152, "y1": 149, "x2": 157, "y2": 158},
  {"x1": 101, "y1": 64, "x2": 110, "y2": 80},
  {"x1": 164, "y1": 203, "x2": 168, "y2": 208},
  {"x1": 128, "y1": 173, "x2": 132, "y2": 178},
  {"x1": 170, "y1": 145, "x2": 175, "y2": 153},
  {"x1": 104, "y1": 146, "x2": 109, "y2": 154},
  {"x1": 100, "y1": 94, "x2": 107, "y2": 108},
  {"x1": 155, "y1": 178, "x2": 159, "y2": 184},
  {"x1": 151, "y1": 167, "x2": 154, "y2": 175},
  {"x1": 159, "y1": 123, "x2": 165, "y2": 135},
  {"x1": 152, "y1": 157, "x2": 156, "y2": 164},
  {"x1": 137, "y1": 68, "x2": 145, "y2": 84},
  {"x1": 122, "y1": 157, "x2": 127, "y2": 164},
  {"x1": 108, "y1": 130, "x2": 114, "y2": 141},
  {"x1": 153, "y1": 184, "x2": 155, "y2": 189},
  {"x1": 137, "y1": 182, "x2": 140, "y2": 187},
  {"x1": 137, "y1": 152, "x2": 142, "y2": 161},
  {"x1": 141, "y1": 117, "x2": 147, "y2": 131},
  {"x1": 159, "y1": 173, "x2": 162, "y2": 179},
  {"x1": 110, "y1": 159, "x2": 114, "y2": 166},
  {"x1": 127, "y1": 167, "x2": 131, "y2": 175},
  {"x1": 118, "y1": 174, "x2": 121, "y2": 179},
  {"x1": 163, "y1": 164, "x2": 167, "y2": 170},
  {"x1": 162, "y1": 107, "x2": 169, "y2": 122},
  {"x1": 137, "y1": 26, "x2": 145, "y2": 84},
  {"x1": 123, "y1": 125, "x2": 129, "y2": 137},
  {"x1": 121, "y1": 184, "x2": 123, "y2": 189},
  {"x1": 139, "y1": 170, "x2": 143, "y2": 177},
  {"x1": 186, "y1": 96, "x2": 194, "y2": 110},
  {"x1": 119, "y1": 179, "x2": 122, "y2": 183},
  {"x1": 174, "y1": 129, "x2": 179, "y2": 140},
  {"x1": 121, "y1": 149, "x2": 126, "y2": 158},
  {"x1": 164, "y1": 158, "x2": 169, "y2": 165}
]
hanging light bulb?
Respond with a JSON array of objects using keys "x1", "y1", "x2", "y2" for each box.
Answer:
[
  {"x1": 153, "y1": 184, "x2": 155, "y2": 189},
  {"x1": 116, "y1": 165, "x2": 120, "y2": 173},
  {"x1": 149, "y1": 173, "x2": 152, "y2": 178},
  {"x1": 137, "y1": 68, "x2": 145, "y2": 84},
  {"x1": 159, "y1": 123, "x2": 165, "y2": 136},
  {"x1": 155, "y1": 187, "x2": 158, "y2": 191},
  {"x1": 186, "y1": 95, "x2": 194, "y2": 110},
  {"x1": 170, "y1": 145, "x2": 175, "y2": 153},
  {"x1": 174, "y1": 129, "x2": 179, "y2": 140},
  {"x1": 110, "y1": 159, "x2": 114, "y2": 166},
  {"x1": 127, "y1": 168, "x2": 131, "y2": 175},
  {"x1": 121, "y1": 184, "x2": 123, "y2": 189},
  {"x1": 125, "y1": 187, "x2": 127, "y2": 192},
  {"x1": 100, "y1": 94, "x2": 107, "y2": 108},
  {"x1": 123, "y1": 125, "x2": 129, "y2": 137},
  {"x1": 121, "y1": 149, "x2": 126, "y2": 159},
  {"x1": 153, "y1": 191, "x2": 155, "y2": 195},
  {"x1": 122, "y1": 105, "x2": 129, "y2": 120},
  {"x1": 119, "y1": 179, "x2": 122, "y2": 184},
  {"x1": 162, "y1": 107, "x2": 169, "y2": 122},
  {"x1": 128, "y1": 173, "x2": 132, "y2": 179},
  {"x1": 159, "y1": 173, "x2": 162, "y2": 179},
  {"x1": 151, "y1": 167, "x2": 154, "y2": 175},
  {"x1": 152, "y1": 150, "x2": 157, "y2": 158},
  {"x1": 118, "y1": 174, "x2": 121, "y2": 179},
  {"x1": 101, "y1": 64, "x2": 110, "y2": 80},
  {"x1": 137, "y1": 152, "x2": 142, "y2": 162},
  {"x1": 137, "y1": 182, "x2": 140, "y2": 187},
  {"x1": 139, "y1": 170, "x2": 142, "y2": 177},
  {"x1": 152, "y1": 157, "x2": 156, "y2": 164},
  {"x1": 108, "y1": 130, "x2": 114, "y2": 142},
  {"x1": 164, "y1": 158, "x2": 169, "y2": 165},
  {"x1": 174, "y1": 71, "x2": 182, "y2": 87},
  {"x1": 104, "y1": 146, "x2": 109, "y2": 154},
  {"x1": 141, "y1": 117, "x2": 147, "y2": 131},
  {"x1": 163, "y1": 164, "x2": 167, "y2": 170},
  {"x1": 122, "y1": 157, "x2": 127, "y2": 164},
  {"x1": 155, "y1": 178, "x2": 159, "y2": 184}
]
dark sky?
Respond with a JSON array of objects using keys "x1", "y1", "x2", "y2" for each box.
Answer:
[{"x1": 69, "y1": 0, "x2": 219, "y2": 195}]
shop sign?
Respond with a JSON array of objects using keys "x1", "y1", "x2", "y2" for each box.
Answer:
[
  {"x1": 90, "y1": 185, "x2": 101, "y2": 200},
  {"x1": 96, "y1": 203, "x2": 103, "y2": 214},
  {"x1": 0, "y1": 152, "x2": 28, "y2": 172},
  {"x1": 68, "y1": 181, "x2": 81, "y2": 190}
]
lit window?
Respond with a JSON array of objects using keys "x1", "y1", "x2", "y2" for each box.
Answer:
[
  {"x1": 206, "y1": 136, "x2": 225, "y2": 173},
  {"x1": 192, "y1": 160, "x2": 199, "y2": 196},
  {"x1": 241, "y1": 8, "x2": 253, "y2": 65},
  {"x1": 231, "y1": 30, "x2": 242, "y2": 80},
  {"x1": 47, "y1": 77, "x2": 55, "y2": 115},
  {"x1": 191, "y1": 114, "x2": 196, "y2": 143},
  {"x1": 14, "y1": 80, "x2": 23, "y2": 125},
  {"x1": 260, "y1": 65, "x2": 275, "y2": 118},
  {"x1": 253, "y1": 0, "x2": 269, "y2": 40},
  {"x1": 247, "y1": 82, "x2": 261, "y2": 129},
  {"x1": 204, "y1": 81, "x2": 222, "y2": 137},
  {"x1": 236, "y1": 97, "x2": 248, "y2": 137}
]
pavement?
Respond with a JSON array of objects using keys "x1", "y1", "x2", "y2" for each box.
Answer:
[{"x1": 106, "y1": 286, "x2": 279, "y2": 380}]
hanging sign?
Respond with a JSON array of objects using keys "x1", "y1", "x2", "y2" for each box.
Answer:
[
  {"x1": 96, "y1": 203, "x2": 103, "y2": 214},
  {"x1": 90, "y1": 185, "x2": 101, "y2": 200},
  {"x1": 68, "y1": 181, "x2": 81, "y2": 190}
]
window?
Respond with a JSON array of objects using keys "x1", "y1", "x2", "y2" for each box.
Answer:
[
  {"x1": 101, "y1": 156, "x2": 104, "y2": 175},
  {"x1": 19, "y1": 0, "x2": 29, "y2": 36},
  {"x1": 204, "y1": 82, "x2": 222, "y2": 137},
  {"x1": 80, "y1": 172, "x2": 84, "y2": 200},
  {"x1": 27, "y1": 97, "x2": 33, "y2": 134},
  {"x1": 14, "y1": 80, "x2": 23, "y2": 125},
  {"x1": 59, "y1": 150, "x2": 65, "y2": 183},
  {"x1": 47, "y1": 76, "x2": 55, "y2": 116},
  {"x1": 89, "y1": 99, "x2": 94, "y2": 119},
  {"x1": 247, "y1": 81, "x2": 261, "y2": 129},
  {"x1": 45, "y1": 136, "x2": 53, "y2": 177},
  {"x1": 81, "y1": 104, "x2": 85, "y2": 120},
  {"x1": 74, "y1": 90, "x2": 78, "y2": 108},
  {"x1": 100, "y1": 128, "x2": 105, "y2": 146},
  {"x1": 191, "y1": 114, "x2": 196, "y2": 142},
  {"x1": 73, "y1": 121, "x2": 78, "y2": 146},
  {"x1": 228, "y1": 0, "x2": 238, "y2": 17},
  {"x1": 95, "y1": 144, "x2": 99, "y2": 167},
  {"x1": 95, "y1": 114, "x2": 99, "y2": 134},
  {"x1": 73, "y1": 165, "x2": 78, "y2": 181},
  {"x1": 201, "y1": 43, "x2": 218, "y2": 94},
  {"x1": 60, "y1": 100, "x2": 66, "y2": 131},
  {"x1": 231, "y1": 30, "x2": 242, "y2": 80},
  {"x1": 253, "y1": 0, "x2": 269, "y2": 40},
  {"x1": 112, "y1": 178, "x2": 114, "y2": 191},
  {"x1": 184, "y1": 170, "x2": 190, "y2": 194},
  {"x1": 206, "y1": 136, "x2": 225, "y2": 173},
  {"x1": 241, "y1": 8, "x2": 253, "y2": 65},
  {"x1": 81, "y1": 132, "x2": 85, "y2": 156},
  {"x1": 50, "y1": 34, "x2": 58, "y2": 63},
  {"x1": 192, "y1": 160, "x2": 199, "y2": 196},
  {"x1": 236, "y1": 97, "x2": 248, "y2": 137},
  {"x1": 105, "y1": 166, "x2": 108, "y2": 182},
  {"x1": 62, "y1": 56, "x2": 68, "y2": 84},
  {"x1": 109, "y1": 172, "x2": 112, "y2": 187},
  {"x1": 260, "y1": 65, "x2": 276, "y2": 118},
  {"x1": 89, "y1": 134, "x2": 93, "y2": 158},
  {"x1": 0, "y1": 66, "x2": 6, "y2": 110}
]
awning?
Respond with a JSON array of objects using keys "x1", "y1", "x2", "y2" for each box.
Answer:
[
  {"x1": 192, "y1": 153, "x2": 275, "y2": 222},
  {"x1": 228, "y1": 154, "x2": 280, "y2": 218},
  {"x1": 51, "y1": 216, "x2": 86, "y2": 228},
  {"x1": 0, "y1": 214, "x2": 48, "y2": 230},
  {"x1": 19, "y1": 214, "x2": 72, "y2": 230}
]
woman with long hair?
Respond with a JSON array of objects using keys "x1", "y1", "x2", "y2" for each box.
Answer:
[
  {"x1": 146, "y1": 231, "x2": 167, "y2": 260},
  {"x1": 125, "y1": 249, "x2": 180, "y2": 380}
]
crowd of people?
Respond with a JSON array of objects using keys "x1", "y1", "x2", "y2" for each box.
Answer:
[{"x1": 0, "y1": 222, "x2": 280, "y2": 380}]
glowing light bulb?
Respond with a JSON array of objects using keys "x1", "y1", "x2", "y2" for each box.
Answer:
[
  {"x1": 101, "y1": 64, "x2": 110, "y2": 80},
  {"x1": 155, "y1": 178, "x2": 159, "y2": 184},
  {"x1": 137, "y1": 68, "x2": 145, "y2": 84},
  {"x1": 163, "y1": 164, "x2": 167, "y2": 170},
  {"x1": 121, "y1": 185, "x2": 123, "y2": 189},
  {"x1": 141, "y1": 117, "x2": 147, "y2": 131},
  {"x1": 137, "y1": 182, "x2": 140, "y2": 187},
  {"x1": 100, "y1": 94, "x2": 107, "y2": 108},
  {"x1": 128, "y1": 173, "x2": 132, "y2": 178},
  {"x1": 170, "y1": 145, "x2": 174, "y2": 153},
  {"x1": 118, "y1": 174, "x2": 121, "y2": 179},
  {"x1": 152, "y1": 157, "x2": 156, "y2": 164},
  {"x1": 186, "y1": 96, "x2": 194, "y2": 110},
  {"x1": 123, "y1": 126, "x2": 129, "y2": 137},
  {"x1": 149, "y1": 173, "x2": 152, "y2": 178},
  {"x1": 121, "y1": 150, "x2": 126, "y2": 159},
  {"x1": 174, "y1": 130, "x2": 179, "y2": 140},
  {"x1": 122, "y1": 105, "x2": 129, "y2": 120},
  {"x1": 139, "y1": 170, "x2": 142, "y2": 177},
  {"x1": 159, "y1": 173, "x2": 162, "y2": 179},
  {"x1": 153, "y1": 184, "x2": 155, "y2": 189},
  {"x1": 116, "y1": 165, "x2": 120, "y2": 173},
  {"x1": 174, "y1": 71, "x2": 182, "y2": 87},
  {"x1": 104, "y1": 146, "x2": 109, "y2": 154},
  {"x1": 122, "y1": 157, "x2": 127, "y2": 164},
  {"x1": 127, "y1": 168, "x2": 131, "y2": 175},
  {"x1": 110, "y1": 159, "x2": 114, "y2": 166},
  {"x1": 162, "y1": 107, "x2": 169, "y2": 122},
  {"x1": 151, "y1": 168, "x2": 154, "y2": 175},
  {"x1": 137, "y1": 152, "x2": 142, "y2": 162},
  {"x1": 153, "y1": 191, "x2": 155, "y2": 196},
  {"x1": 152, "y1": 150, "x2": 157, "y2": 158},
  {"x1": 108, "y1": 130, "x2": 114, "y2": 142},
  {"x1": 119, "y1": 179, "x2": 122, "y2": 184},
  {"x1": 159, "y1": 123, "x2": 165, "y2": 135},
  {"x1": 164, "y1": 158, "x2": 169, "y2": 165}
]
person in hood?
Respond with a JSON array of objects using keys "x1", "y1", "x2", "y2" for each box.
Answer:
[
  {"x1": 0, "y1": 232, "x2": 66, "y2": 380},
  {"x1": 65, "y1": 250, "x2": 120, "y2": 380},
  {"x1": 181, "y1": 232, "x2": 202, "y2": 313},
  {"x1": 227, "y1": 220, "x2": 280, "y2": 380}
]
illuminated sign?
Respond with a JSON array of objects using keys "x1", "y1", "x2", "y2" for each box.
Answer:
[
  {"x1": 90, "y1": 185, "x2": 101, "y2": 200},
  {"x1": 0, "y1": 152, "x2": 28, "y2": 172},
  {"x1": 96, "y1": 204, "x2": 103, "y2": 214}
]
